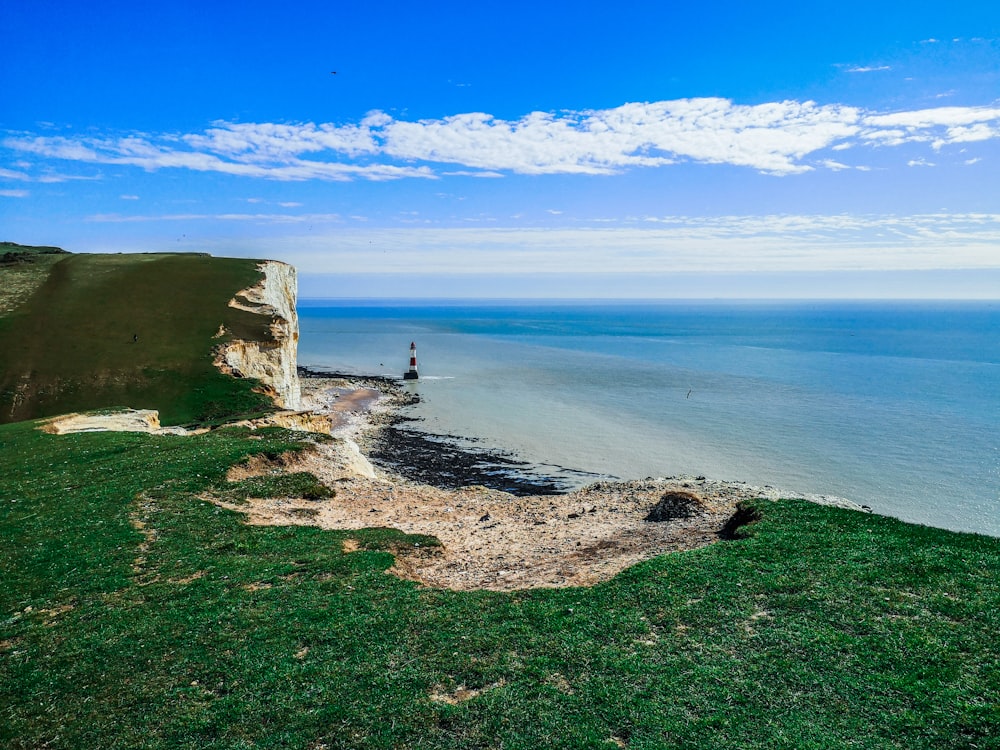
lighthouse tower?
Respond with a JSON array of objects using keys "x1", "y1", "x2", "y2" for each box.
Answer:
[{"x1": 403, "y1": 341, "x2": 419, "y2": 380}]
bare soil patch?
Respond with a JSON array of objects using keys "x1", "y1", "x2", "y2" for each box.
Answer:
[{"x1": 210, "y1": 439, "x2": 759, "y2": 591}]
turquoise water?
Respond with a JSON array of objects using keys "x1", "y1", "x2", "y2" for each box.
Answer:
[{"x1": 298, "y1": 300, "x2": 1000, "y2": 537}]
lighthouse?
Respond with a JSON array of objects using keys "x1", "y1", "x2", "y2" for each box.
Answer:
[{"x1": 403, "y1": 341, "x2": 419, "y2": 380}]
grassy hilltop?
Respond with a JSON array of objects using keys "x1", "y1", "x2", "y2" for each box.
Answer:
[
  {"x1": 0, "y1": 244, "x2": 276, "y2": 426},
  {"x1": 1, "y1": 244, "x2": 998, "y2": 748},
  {"x1": 1, "y1": 418, "x2": 998, "y2": 749}
]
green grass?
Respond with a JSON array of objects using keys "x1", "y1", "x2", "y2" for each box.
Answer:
[
  {"x1": 0, "y1": 252, "x2": 277, "y2": 426},
  {"x1": 220, "y1": 471, "x2": 336, "y2": 503},
  {"x1": 2, "y1": 419, "x2": 998, "y2": 749},
  {"x1": 0, "y1": 242, "x2": 71, "y2": 315}
]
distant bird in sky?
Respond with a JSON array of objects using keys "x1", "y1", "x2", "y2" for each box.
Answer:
[{"x1": 330, "y1": 71, "x2": 337, "y2": 75}]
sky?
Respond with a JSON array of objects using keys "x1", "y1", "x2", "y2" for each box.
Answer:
[{"x1": 2, "y1": 1, "x2": 999, "y2": 298}]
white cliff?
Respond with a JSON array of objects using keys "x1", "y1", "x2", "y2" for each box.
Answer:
[{"x1": 216, "y1": 261, "x2": 302, "y2": 410}]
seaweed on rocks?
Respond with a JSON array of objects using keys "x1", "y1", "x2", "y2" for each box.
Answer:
[{"x1": 370, "y1": 420, "x2": 570, "y2": 497}]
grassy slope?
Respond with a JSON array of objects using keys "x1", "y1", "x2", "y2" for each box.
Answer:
[
  {"x1": 0, "y1": 252, "x2": 277, "y2": 426},
  {"x1": 1, "y1": 418, "x2": 997, "y2": 749},
  {"x1": 0, "y1": 242, "x2": 71, "y2": 316}
]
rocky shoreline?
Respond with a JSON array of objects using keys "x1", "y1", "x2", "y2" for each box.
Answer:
[
  {"x1": 298, "y1": 365, "x2": 589, "y2": 496},
  {"x1": 204, "y1": 367, "x2": 871, "y2": 591}
]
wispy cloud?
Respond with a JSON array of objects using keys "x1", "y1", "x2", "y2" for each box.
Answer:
[
  {"x1": 0, "y1": 189, "x2": 29, "y2": 197},
  {"x1": 5, "y1": 98, "x2": 1000, "y2": 181},
  {"x1": 0, "y1": 165, "x2": 97, "y2": 183},
  {"x1": 0, "y1": 167, "x2": 30, "y2": 181},
  {"x1": 845, "y1": 65, "x2": 892, "y2": 73},
  {"x1": 189, "y1": 213, "x2": 1000, "y2": 277},
  {"x1": 87, "y1": 212, "x2": 343, "y2": 224}
]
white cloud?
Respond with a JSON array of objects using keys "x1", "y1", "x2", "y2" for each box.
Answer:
[
  {"x1": 441, "y1": 170, "x2": 505, "y2": 177},
  {"x1": 4, "y1": 132, "x2": 435, "y2": 182},
  {"x1": 0, "y1": 167, "x2": 30, "y2": 180},
  {"x1": 820, "y1": 159, "x2": 851, "y2": 171},
  {"x1": 120, "y1": 194, "x2": 140, "y2": 200},
  {"x1": 0, "y1": 189, "x2": 29, "y2": 197},
  {"x1": 938, "y1": 122, "x2": 1000, "y2": 148},
  {"x1": 378, "y1": 99, "x2": 862, "y2": 175},
  {"x1": 864, "y1": 106, "x2": 1000, "y2": 129},
  {"x1": 4, "y1": 98, "x2": 1000, "y2": 181},
  {"x1": 846, "y1": 65, "x2": 891, "y2": 73},
  {"x1": 0, "y1": 165, "x2": 98, "y2": 183},
  {"x1": 37, "y1": 171, "x2": 102, "y2": 183},
  {"x1": 88, "y1": 211, "x2": 342, "y2": 224}
]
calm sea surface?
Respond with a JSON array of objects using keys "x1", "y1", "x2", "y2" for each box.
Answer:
[{"x1": 298, "y1": 300, "x2": 1000, "y2": 537}]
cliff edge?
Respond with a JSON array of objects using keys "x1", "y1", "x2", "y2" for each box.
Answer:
[
  {"x1": 216, "y1": 261, "x2": 302, "y2": 411},
  {"x1": 0, "y1": 251, "x2": 288, "y2": 425}
]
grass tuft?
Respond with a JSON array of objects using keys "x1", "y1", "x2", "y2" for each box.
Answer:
[{"x1": 220, "y1": 471, "x2": 334, "y2": 502}]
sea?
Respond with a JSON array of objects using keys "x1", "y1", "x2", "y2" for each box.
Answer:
[{"x1": 298, "y1": 300, "x2": 1000, "y2": 538}]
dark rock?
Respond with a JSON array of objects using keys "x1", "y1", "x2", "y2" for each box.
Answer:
[
  {"x1": 369, "y1": 425, "x2": 568, "y2": 496},
  {"x1": 644, "y1": 490, "x2": 702, "y2": 522}
]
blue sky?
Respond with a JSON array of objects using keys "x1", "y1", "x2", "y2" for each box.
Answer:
[{"x1": 2, "y1": 1, "x2": 999, "y2": 297}]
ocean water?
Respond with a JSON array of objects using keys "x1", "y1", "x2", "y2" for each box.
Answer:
[{"x1": 298, "y1": 300, "x2": 1000, "y2": 537}]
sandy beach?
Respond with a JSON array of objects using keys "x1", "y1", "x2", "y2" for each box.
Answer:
[{"x1": 210, "y1": 373, "x2": 864, "y2": 591}]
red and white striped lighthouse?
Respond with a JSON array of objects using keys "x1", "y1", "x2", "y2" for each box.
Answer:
[{"x1": 403, "y1": 341, "x2": 419, "y2": 380}]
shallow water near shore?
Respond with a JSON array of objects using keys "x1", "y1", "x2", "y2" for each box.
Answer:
[{"x1": 299, "y1": 300, "x2": 1000, "y2": 537}]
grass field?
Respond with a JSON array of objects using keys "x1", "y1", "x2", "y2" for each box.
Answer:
[
  {"x1": 2, "y1": 417, "x2": 997, "y2": 749},
  {"x1": 0, "y1": 249, "x2": 277, "y2": 426}
]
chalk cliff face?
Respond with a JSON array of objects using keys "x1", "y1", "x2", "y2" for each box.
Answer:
[{"x1": 217, "y1": 261, "x2": 302, "y2": 410}]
